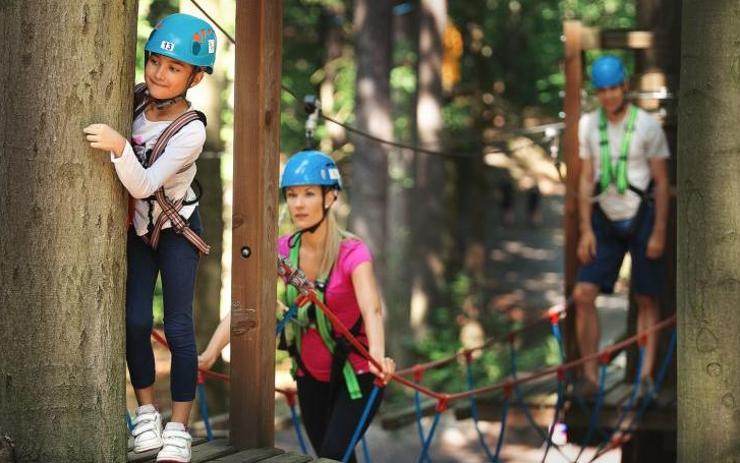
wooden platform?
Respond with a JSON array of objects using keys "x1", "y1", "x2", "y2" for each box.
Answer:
[{"x1": 126, "y1": 439, "x2": 337, "y2": 463}]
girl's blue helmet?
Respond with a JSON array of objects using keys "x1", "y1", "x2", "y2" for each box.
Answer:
[
  {"x1": 591, "y1": 55, "x2": 625, "y2": 89},
  {"x1": 145, "y1": 13, "x2": 217, "y2": 74},
  {"x1": 280, "y1": 150, "x2": 342, "y2": 190}
]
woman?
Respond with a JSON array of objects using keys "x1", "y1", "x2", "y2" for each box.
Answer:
[{"x1": 199, "y1": 150, "x2": 395, "y2": 461}]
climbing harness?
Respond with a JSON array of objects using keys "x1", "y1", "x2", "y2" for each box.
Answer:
[
  {"x1": 131, "y1": 83, "x2": 210, "y2": 254},
  {"x1": 280, "y1": 234, "x2": 365, "y2": 400},
  {"x1": 598, "y1": 104, "x2": 638, "y2": 195}
]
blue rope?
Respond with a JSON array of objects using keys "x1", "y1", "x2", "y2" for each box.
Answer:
[
  {"x1": 575, "y1": 362, "x2": 608, "y2": 461},
  {"x1": 197, "y1": 382, "x2": 214, "y2": 441},
  {"x1": 465, "y1": 363, "x2": 496, "y2": 461},
  {"x1": 417, "y1": 411, "x2": 442, "y2": 463},
  {"x1": 591, "y1": 328, "x2": 677, "y2": 461},
  {"x1": 414, "y1": 390, "x2": 431, "y2": 463},
  {"x1": 509, "y1": 344, "x2": 572, "y2": 462},
  {"x1": 288, "y1": 403, "x2": 309, "y2": 455},
  {"x1": 493, "y1": 397, "x2": 510, "y2": 462},
  {"x1": 125, "y1": 411, "x2": 134, "y2": 432},
  {"x1": 540, "y1": 374, "x2": 566, "y2": 463},
  {"x1": 588, "y1": 347, "x2": 645, "y2": 462},
  {"x1": 342, "y1": 384, "x2": 381, "y2": 463},
  {"x1": 276, "y1": 304, "x2": 299, "y2": 337},
  {"x1": 361, "y1": 436, "x2": 372, "y2": 463}
]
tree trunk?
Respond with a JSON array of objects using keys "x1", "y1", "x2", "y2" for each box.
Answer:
[
  {"x1": 319, "y1": 2, "x2": 348, "y2": 152},
  {"x1": 350, "y1": 0, "x2": 392, "y2": 278},
  {"x1": 677, "y1": 1, "x2": 740, "y2": 461},
  {"x1": 411, "y1": 0, "x2": 447, "y2": 340},
  {"x1": 0, "y1": 1, "x2": 137, "y2": 461},
  {"x1": 181, "y1": 0, "x2": 228, "y2": 417}
]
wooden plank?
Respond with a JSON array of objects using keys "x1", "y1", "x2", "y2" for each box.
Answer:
[
  {"x1": 261, "y1": 452, "x2": 313, "y2": 463},
  {"x1": 127, "y1": 438, "x2": 207, "y2": 462},
  {"x1": 580, "y1": 27, "x2": 653, "y2": 50},
  {"x1": 230, "y1": 0, "x2": 284, "y2": 449},
  {"x1": 191, "y1": 439, "x2": 238, "y2": 462},
  {"x1": 211, "y1": 448, "x2": 284, "y2": 463}
]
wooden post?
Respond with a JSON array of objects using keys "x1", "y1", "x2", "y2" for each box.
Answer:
[
  {"x1": 563, "y1": 20, "x2": 583, "y2": 360},
  {"x1": 230, "y1": 0, "x2": 283, "y2": 449}
]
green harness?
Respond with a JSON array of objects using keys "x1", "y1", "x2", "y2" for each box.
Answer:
[
  {"x1": 281, "y1": 235, "x2": 363, "y2": 400},
  {"x1": 598, "y1": 104, "x2": 638, "y2": 195}
]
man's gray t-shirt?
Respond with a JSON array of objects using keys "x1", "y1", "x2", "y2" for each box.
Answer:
[{"x1": 579, "y1": 107, "x2": 670, "y2": 220}]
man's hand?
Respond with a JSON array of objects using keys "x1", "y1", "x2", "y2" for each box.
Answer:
[
  {"x1": 578, "y1": 229, "x2": 598, "y2": 264},
  {"x1": 83, "y1": 124, "x2": 127, "y2": 157},
  {"x1": 646, "y1": 231, "x2": 665, "y2": 260}
]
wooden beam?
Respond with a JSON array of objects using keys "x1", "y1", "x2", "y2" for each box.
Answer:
[
  {"x1": 581, "y1": 27, "x2": 654, "y2": 50},
  {"x1": 231, "y1": 0, "x2": 283, "y2": 449},
  {"x1": 562, "y1": 21, "x2": 583, "y2": 364}
]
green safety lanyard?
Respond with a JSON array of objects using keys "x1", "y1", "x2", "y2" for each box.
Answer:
[
  {"x1": 599, "y1": 104, "x2": 638, "y2": 195},
  {"x1": 281, "y1": 235, "x2": 363, "y2": 400}
]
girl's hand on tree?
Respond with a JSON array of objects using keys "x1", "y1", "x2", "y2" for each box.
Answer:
[{"x1": 83, "y1": 124, "x2": 126, "y2": 158}]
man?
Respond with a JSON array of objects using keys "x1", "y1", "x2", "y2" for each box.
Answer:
[{"x1": 574, "y1": 55, "x2": 670, "y2": 391}]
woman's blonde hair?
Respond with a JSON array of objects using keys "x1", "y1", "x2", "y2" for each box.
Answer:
[{"x1": 318, "y1": 196, "x2": 356, "y2": 279}]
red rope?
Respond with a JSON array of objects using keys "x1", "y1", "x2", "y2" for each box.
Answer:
[
  {"x1": 278, "y1": 257, "x2": 677, "y2": 404},
  {"x1": 395, "y1": 301, "x2": 567, "y2": 377},
  {"x1": 149, "y1": 329, "x2": 296, "y2": 397}
]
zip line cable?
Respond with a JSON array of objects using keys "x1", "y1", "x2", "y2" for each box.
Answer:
[{"x1": 187, "y1": 0, "x2": 565, "y2": 162}]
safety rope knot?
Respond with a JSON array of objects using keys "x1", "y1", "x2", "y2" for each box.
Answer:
[
  {"x1": 197, "y1": 371, "x2": 205, "y2": 385},
  {"x1": 412, "y1": 364, "x2": 425, "y2": 383},
  {"x1": 638, "y1": 333, "x2": 648, "y2": 347},
  {"x1": 373, "y1": 377, "x2": 386, "y2": 388},
  {"x1": 436, "y1": 395, "x2": 449, "y2": 413},
  {"x1": 549, "y1": 312, "x2": 561, "y2": 325},
  {"x1": 599, "y1": 350, "x2": 612, "y2": 365},
  {"x1": 463, "y1": 349, "x2": 474, "y2": 364},
  {"x1": 556, "y1": 367, "x2": 566, "y2": 382},
  {"x1": 503, "y1": 381, "x2": 513, "y2": 399}
]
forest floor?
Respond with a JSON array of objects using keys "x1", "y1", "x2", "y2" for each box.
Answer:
[{"x1": 127, "y1": 187, "x2": 631, "y2": 462}]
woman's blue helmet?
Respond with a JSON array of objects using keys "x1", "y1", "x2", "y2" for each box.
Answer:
[
  {"x1": 591, "y1": 55, "x2": 625, "y2": 89},
  {"x1": 145, "y1": 13, "x2": 217, "y2": 74},
  {"x1": 280, "y1": 150, "x2": 342, "y2": 191}
]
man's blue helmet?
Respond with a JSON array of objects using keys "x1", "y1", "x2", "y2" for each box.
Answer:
[
  {"x1": 145, "y1": 13, "x2": 217, "y2": 74},
  {"x1": 591, "y1": 55, "x2": 625, "y2": 89},
  {"x1": 280, "y1": 150, "x2": 342, "y2": 190}
]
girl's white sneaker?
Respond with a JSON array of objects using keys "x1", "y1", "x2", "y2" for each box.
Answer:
[
  {"x1": 156, "y1": 422, "x2": 192, "y2": 463},
  {"x1": 131, "y1": 405, "x2": 163, "y2": 453}
]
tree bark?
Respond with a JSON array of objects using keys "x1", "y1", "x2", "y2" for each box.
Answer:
[
  {"x1": 0, "y1": 1, "x2": 136, "y2": 461},
  {"x1": 181, "y1": 0, "x2": 228, "y2": 417},
  {"x1": 411, "y1": 0, "x2": 447, "y2": 340},
  {"x1": 677, "y1": 2, "x2": 740, "y2": 461},
  {"x1": 350, "y1": 0, "x2": 392, "y2": 277}
]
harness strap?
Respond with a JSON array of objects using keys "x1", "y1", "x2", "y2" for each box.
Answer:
[
  {"x1": 282, "y1": 235, "x2": 364, "y2": 400},
  {"x1": 131, "y1": 87, "x2": 210, "y2": 254},
  {"x1": 599, "y1": 104, "x2": 638, "y2": 194}
]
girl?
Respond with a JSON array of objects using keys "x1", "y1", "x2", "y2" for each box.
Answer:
[
  {"x1": 199, "y1": 150, "x2": 395, "y2": 462},
  {"x1": 84, "y1": 13, "x2": 217, "y2": 463}
]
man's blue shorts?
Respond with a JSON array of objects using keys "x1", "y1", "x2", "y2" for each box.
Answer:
[{"x1": 577, "y1": 205, "x2": 664, "y2": 296}]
